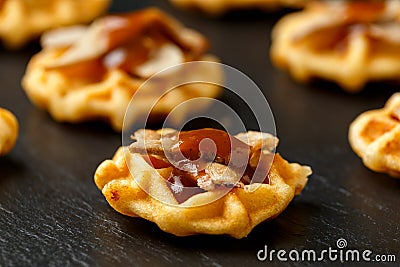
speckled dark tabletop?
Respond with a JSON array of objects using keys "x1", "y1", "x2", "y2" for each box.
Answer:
[{"x1": 0, "y1": 0, "x2": 399, "y2": 266}]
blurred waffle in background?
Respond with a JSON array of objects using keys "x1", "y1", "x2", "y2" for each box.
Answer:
[
  {"x1": 0, "y1": 0, "x2": 110, "y2": 49},
  {"x1": 271, "y1": 1, "x2": 400, "y2": 92}
]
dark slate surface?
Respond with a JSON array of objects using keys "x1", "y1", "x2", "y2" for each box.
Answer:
[{"x1": 0, "y1": 0, "x2": 399, "y2": 266}]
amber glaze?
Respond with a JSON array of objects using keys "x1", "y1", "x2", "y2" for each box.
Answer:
[
  {"x1": 176, "y1": 128, "x2": 250, "y2": 164},
  {"x1": 49, "y1": 9, "x2": 208, "y2": 82},
  {"x1": 144, "y1": 129, "x2": 270, "y2": 186},
  {"x1": 344, "y1": 1, "x2": 385, "y2": 24},
  {"x1": 144, "y1": 155, "x2": 171, "y2": 169}
]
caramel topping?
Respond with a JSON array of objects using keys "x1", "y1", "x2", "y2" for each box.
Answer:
[
  {"x1": 138, "y1": 128, "x2": 251, "y2": 187},
  {"x1": 296, "y1": 23, "x2": 400, "y2": 56},
  {"x1": 131, "y1": 128, "x2": 272, "y2": 198},
  {"x1": 103, "y1": 33, "x2": 163, "y2": 73},
  {"x1": 143, "y1": 155, "x2": 171, "y2": 169},
  {"x1": 47, "y1": 8, "x2": 209, "y2": 81},
  {"x1": 169, "y1": 168, "x2": 200, "y2": 188},
  {"x1": 344, "y1": 2, "x2": 385, "y2": 23},
  {"x1": 166, "y1": 128, "x2": 268, "y2": 187},
  {"x1": 293, "y1": 2, "x2": 400, "y2": 55},
  {"x1": 0, "y1": 0, "x2": 4, "y2": 11},
  {"x1": 104, "y1": 10, "x2": 207, "y2": 58},
  {"x1": 49, "y1": 57, "x2": 106, "y2": 83},
  {"x1": 176, "y1": 128, "x2": 250, "y2": 164}
]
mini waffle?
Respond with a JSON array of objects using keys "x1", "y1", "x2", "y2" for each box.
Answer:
[
  {"x1": 94, "y1": 129, "x2": 311, "y2": 238},
  {"x1": 349, "y1": 93, "x2": 400, "y2": 178},
  {"x1": 0, "y1": 0, "x2": 110, "y2": 48},
  {"x1": 271, "y1": 1, "x2": 400, "y2": 92},
  {"x1": 22, "y1": 8, "x2": 222, "y2": 131},
  {"x1": 0, "y1": 108, "x2": 18, "y2": 156}
]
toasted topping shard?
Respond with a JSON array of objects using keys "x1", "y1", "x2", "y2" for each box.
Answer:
[
  {"x1": 235, "y1": 131, "x2": 278, "y2": 152},
  {"x1": 41, "y1": 25, "x2": 88, "y2": 49},
  {"x1": 134, "y1": 44, "x2": 184, "y2": 77},
  {"x1": 199, "y1": 162, "x2": 241, "y2": 190}
]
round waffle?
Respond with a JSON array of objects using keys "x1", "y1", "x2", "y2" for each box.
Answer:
[
  {"x1": 349, "y1": 93, "x2": 400, "y2": 178},
  {"x1": 271, "y1": 1, "x2": 400, "y2": 92},
  {"x1": 0, "y1": 0, "x2": 110, "y2": 48},
  {"x1": 22, "y1": 8, "x2": 222, "y2": 131},
  {"x1": 94, "y1": 129, "x2": 311, "y2": 238},
  {"x1": 0, "y1": 108, "x2": 18, "y2": 156}
]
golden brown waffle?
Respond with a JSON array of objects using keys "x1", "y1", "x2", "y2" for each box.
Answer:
[
  {"x1": 0, "y1": 0, "x2": 110, "y2": 48},
  {"x1": 22, "y1": 8, "x2": 222, "y2": 131},
  {"x1": 349, "y1": 93, "x2": 400, "y2": 178},
  {"x1": 271, "y1": 1, "x2": 400, "y2": 92},
  {"x1": 170, "y1": 0, "x2": 308, "y2": 15},
  {"x1": 94, "y1": 129, "x2": 311, "y2": 238},
  {"x1": 0, "y1": 108, "x2": 18, "y2": 156}
]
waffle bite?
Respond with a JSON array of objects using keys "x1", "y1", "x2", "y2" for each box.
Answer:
[
  {"x1": 349, "y1": 93, "x2": 400, "y2": 178},
  {"x1": 0, "y1": 0, "x2": 110, "y2": 48},
  {"x1": 170, "y1": 0, "x2": 308, "y2": 16},
  {"x1": 271, "y1": 1, "x2": 400, "y2": 92},
  {"x1": 0, "y1": 108, "x2": 18, "y2": 156},
  {"x1": 22, "y1": 8, "x2": 222, "y2": 131},
  {"x1": 94, "y1": 128, "x2": 311, "y2": 238}
]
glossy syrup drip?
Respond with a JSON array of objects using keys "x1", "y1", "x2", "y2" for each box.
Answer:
[
  {"x1": 176, "y1": 128, "x2": 250, "y2": 164},
  {"x1": 48, "y1": 9, "x2": 208, "y2": 82},
  {"x1": 143, "y1": 155, "x2": 171, "y2": 169},
  {"x1": 49, "y1": 30, "x2": 170, "y2": 82},
  {"x1": 344, "y1": 1, "x2": 385, "y2": 24}
]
